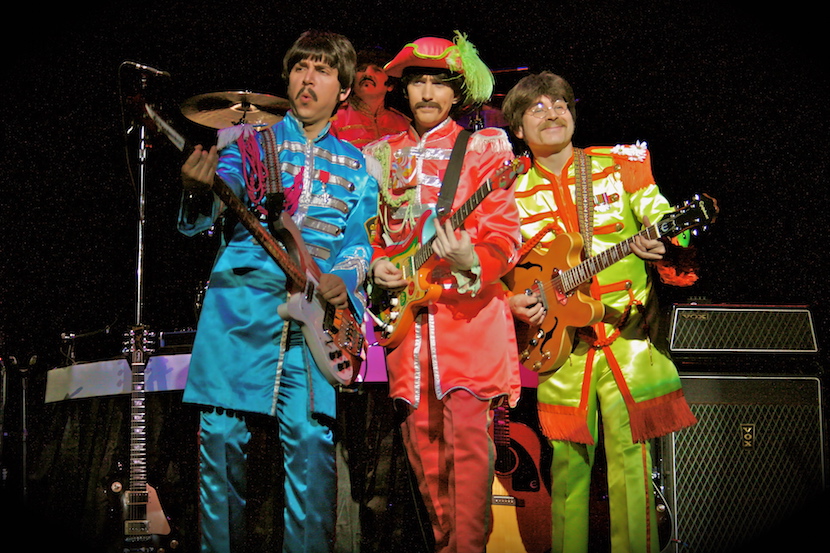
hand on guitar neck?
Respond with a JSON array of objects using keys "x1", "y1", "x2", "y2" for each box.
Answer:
[
  {"x1": 182, "y1": 144, "x2": 219, "y2": 191},
  {"x1": 629, "y1": 215, "x2": 666, "y2": 261},
  {"x1": 430, "y1": 218, "x2": 476, "y2": 272}
]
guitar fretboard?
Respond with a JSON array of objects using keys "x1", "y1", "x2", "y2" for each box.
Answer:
[
  {"x1": 492, "y1": 406, "x2": 511, "y2": 448},
  {"x1": 412, "y1": 180, "x2": 496, "y2": 269},
  {"x1": 127, "y1": 327, "x2": 149, "y2": 525},
  {"x1": 556, "y1": 225, "x2": 661, "y2": 294}
]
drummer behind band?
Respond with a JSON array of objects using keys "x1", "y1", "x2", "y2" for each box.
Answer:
[
  {"x1": 177, "y1": 30, "x2": 377, "y2": 552},
  {"x1": 331, "y1": 46, "x2": 410, "y2": 149}
]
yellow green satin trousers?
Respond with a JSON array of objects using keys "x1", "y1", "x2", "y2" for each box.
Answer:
[{"x1": 549, "y1": 347, "x2": 659, "y2": 553}]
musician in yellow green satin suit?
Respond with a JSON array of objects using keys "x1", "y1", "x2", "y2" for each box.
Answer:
[{"x1": 501, "y1": 72, "x2": 700, "y2": 553}]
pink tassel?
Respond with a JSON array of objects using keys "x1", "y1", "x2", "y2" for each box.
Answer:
[{"x1": 238, "y1": 131, "x2": 269, "y2": 215}]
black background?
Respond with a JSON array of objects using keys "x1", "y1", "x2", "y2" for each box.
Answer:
[
  {"x1": 3, "y1": 0, "x2": 827, "y2": 368},
  {"x1": 1, "y1": 0, "x2": 828, "y2": 548}
]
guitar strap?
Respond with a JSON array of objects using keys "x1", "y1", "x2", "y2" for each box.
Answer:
[
  {"x1": 435, "y1": 129, "x2": 472, "y2": 217},
  {"x1": 259, "y1": 126, "x2": 284, "y2": 220},
  {"x1": 573, "y1": 148, "x2": 594, "y2": 256}
]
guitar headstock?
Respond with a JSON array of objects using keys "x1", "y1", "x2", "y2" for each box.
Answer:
[
  {"x1": 492, "y1": 155, "x2": 531, "y2": 190},
  {"x1": 659, "y1": 193, "x2": 719, "y2": 238},
  {"x1": 144, "y1": 103, "x2": 188, "y2": 152},
  {"x1": 123, "y1": 325, "x2": 156, "y2": 363}
]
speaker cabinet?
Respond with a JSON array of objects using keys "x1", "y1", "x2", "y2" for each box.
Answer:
[{"x1": 659, "y1": 374, "x2": 826, "y2": 553}]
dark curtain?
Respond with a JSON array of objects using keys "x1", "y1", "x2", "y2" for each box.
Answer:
[
  {"x1": 3, "y1": 384, "x2": 202, "y2": 552},
  {"x1": 0, "y1": 371, "x2": 435, "y2": 553}
]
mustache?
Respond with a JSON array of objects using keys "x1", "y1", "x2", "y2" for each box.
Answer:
[
  {"x1": 413, "y1": 101, "x2": 443, "y2": 110},
  {"x1": 359, "y1": 75, "x2": 377, "y2": 86},
  {"x1": 295, "y1": 87, "x2": 318, "y2": 101}
]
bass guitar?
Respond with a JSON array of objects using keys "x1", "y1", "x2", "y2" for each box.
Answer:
[
  {"x1": 144, "y1": 104, "x2": 363, "y2": 387},
  {"x1": 488, "y1": 405, "x2": 551, "y2": 553},
  {"x1": 506, "y1": 194, "x2": 717, "y2": 378},
  {"x1": 106, "y1": 325, "x2": 179, "y2": 552},
  {"x1": 370, "y1": 156, "x2": 530, "y2": 348}
]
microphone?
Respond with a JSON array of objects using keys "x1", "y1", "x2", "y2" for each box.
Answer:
[{"x1": 123, "y1": 60, "x2": 171, "y2": 77}]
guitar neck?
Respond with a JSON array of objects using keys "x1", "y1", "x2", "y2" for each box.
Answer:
[
  {"x1": 144, "y1": 103, "x2": 306, "y2": 287},
  {"x1": 492, "y1": 405, "x2": 511, "y2": 447},
  {"x1": 210, "y1": 177, "x2": 307, "y2": 286},
  {"x1": 129, "y1": 347, "x2": 148, "y2": 496},
  {"x1": 560, "y1": 224, "x2": 661, "y2": 293},
  {"x1": 412, "y1": 178, "x2": 495, "y2": 269}
]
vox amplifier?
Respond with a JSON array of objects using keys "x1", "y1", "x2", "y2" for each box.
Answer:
[{"x1": 668, "y1": 304, "x2": 817, "y2": 354}]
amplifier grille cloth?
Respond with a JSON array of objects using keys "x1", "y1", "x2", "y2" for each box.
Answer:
[
  {"x1": 669, "y1": 306, "x2": 817, "y2": 352},
  {"x1": 663, "y1": 375, "x2": 824, "y2": 553}
]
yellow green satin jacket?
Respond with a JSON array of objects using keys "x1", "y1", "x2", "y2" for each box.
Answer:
[{"x1": 514, "y1": 144, "x2": 697, "y2": 444}]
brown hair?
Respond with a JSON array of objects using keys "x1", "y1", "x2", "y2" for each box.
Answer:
[
  {"x1": 282, "y1": 30, "x2": 357, "y2": 92},
  {"x1": 400, "y1": 67, "x2": 467, "y2": 118},
  {"x1": 501, "y1": 71, "x2": 576, "y2": 134}
]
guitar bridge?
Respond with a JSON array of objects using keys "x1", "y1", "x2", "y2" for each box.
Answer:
[{"x1": 532, "y1": 279, "x2": 550, "y2": 311}]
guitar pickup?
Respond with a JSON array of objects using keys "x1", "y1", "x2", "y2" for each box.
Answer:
[
  {"x1": 125, "y1": 520, "x2": 151, "y2": 535},
  {"x1": 125, "y1": 490, "x2": 149, "y2": 505},
  {"x1": 491, "y1": 494, "x2": 525, "y2": 508},
  {"x1": 304, "y1": 281, "x2": 316, "y2": 304}
]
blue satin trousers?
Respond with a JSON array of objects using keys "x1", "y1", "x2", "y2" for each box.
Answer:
[{"x1": 197, "y1": 346, "x2": 337, "y2": 552}]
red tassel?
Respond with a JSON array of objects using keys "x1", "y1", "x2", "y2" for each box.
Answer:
[
  {"x1": 655, "y1": 263, "x2": 699, "y2": 286},
  {"x1": 628, "y1": 390, "x2": 698, "y2": 443},
  {"x1": 537, "y1": 403, "x2": 595, "y2": 445}
]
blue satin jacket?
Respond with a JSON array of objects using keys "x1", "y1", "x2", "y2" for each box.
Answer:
[{"x1": 178, "y1": 112, "x2": 378, "y2": 418}]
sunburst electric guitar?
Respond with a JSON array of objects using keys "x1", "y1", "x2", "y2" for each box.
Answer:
[
  {"x1": 106, "y1": 325, "x2": 179, "y2": 552},
  {"x1": 370, "y1": 156, "x2": 530, "y2": 348},
  {"x1": 506, "y1": 194, "x2": 717, "y2": 378},
  {"x1": 145, "y1": 104, "x2": 363, "y2": 387}
]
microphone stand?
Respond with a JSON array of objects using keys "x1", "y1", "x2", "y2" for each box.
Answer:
[
  {"x1": 18, "y1": 356, "x2": 34, "y2": 506},
  {"x1": 122, "y1": 60, "x2": 169, "y2": 329},
  {"x1": 135, "y1": 73, "x2": 149, "y2": 329},
  {"x1": 0, "y1": 357, "x2": 7, "y2": 492}
]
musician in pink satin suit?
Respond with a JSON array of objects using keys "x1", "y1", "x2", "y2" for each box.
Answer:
[{"x1": 363, "y1": 32, "x2": 522, "y2": 553}]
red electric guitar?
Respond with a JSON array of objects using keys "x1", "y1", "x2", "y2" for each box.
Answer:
[{"x1": 369, "y1": 156, "x2": 530, "y2": 348}]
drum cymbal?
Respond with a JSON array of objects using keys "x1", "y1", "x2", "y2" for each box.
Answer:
[{"x1": 181, "y1": 91, "x2": 290, "y2": 129}]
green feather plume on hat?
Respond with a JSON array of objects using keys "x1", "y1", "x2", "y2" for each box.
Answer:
[{"x1": 452, "y1": 31, "x2": 494, "y2": 106}]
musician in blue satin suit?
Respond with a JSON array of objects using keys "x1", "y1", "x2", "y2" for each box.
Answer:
[{"x1": 177, "y1": 30, "x2": 378, "y2": 553}]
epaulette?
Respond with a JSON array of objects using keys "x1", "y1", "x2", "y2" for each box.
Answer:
[
  {"x1": 216, "y1": 124, "x2": 258, "y2": 151},
  {"x1": 468, "y1": 127, "x2": 512, "y2": 153},
  {"x1": 609, "y1": 141, "x2": 649, "y2": 163},
  {"x1": 585, "y1": 141, "x2": 654, "y2": 194}
]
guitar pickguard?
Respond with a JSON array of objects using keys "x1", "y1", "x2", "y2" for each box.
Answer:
[{"x1": 277, "y1": 277, "x2": 359, "y2": 385}]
